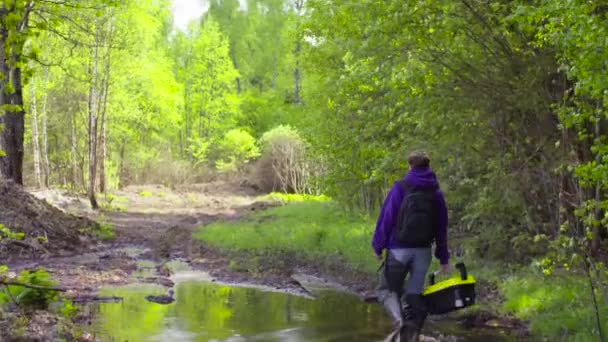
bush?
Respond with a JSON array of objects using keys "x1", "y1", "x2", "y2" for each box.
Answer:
[
  {"x1": 186, "y1": 136, "x2": 210, "y2": 165},
  {"x1": 1, "y1": 268, "x2": 59, "y2": 309},
  {"x1": 255, "y1": 125, "x2": 314, "y2": 193},
  {"x1": 214, "y1": 129, "x2": 259, "y2": 173}
]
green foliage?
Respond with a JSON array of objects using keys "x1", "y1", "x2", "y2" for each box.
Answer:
[
  {"x1": 259, "y1": 125, "x2": 302, "y2": 151},
  {"x1": 138, "y1": 191, "x2": 152, "y2": 198},
  {"x1": 501, "y1": 273, "x2": 608, "y2": 341},
  {"x1": 187, "y1": 136, "x2": 211, "y2": 165},
  {"x1": 213, "y1": 129, "x2": 259, "y2": 172},
  {"x1": 0, "y1": 224, "x2": 24, "y2": 241},
  {"x1": 171, "y1": 15, "x2": 241, "y2": 165},
  {"x1": 256, "y1": 125, "x2": 315, "y2": 193},
  {"x1": 55, "y1": 299, "x2": 77, "y2": 318},
  {"x1": 96, "y1": 223, "x2": 115, "y2": 241},
  {"x1": 2, "y1": 269, "x2": 59, "y2": 309},
  {"x1": 256, "y1": 192, "x2": 330, "y2": 205},
  {"x1": 79, "y1": 222, "x2": 115, "y2": 241}
]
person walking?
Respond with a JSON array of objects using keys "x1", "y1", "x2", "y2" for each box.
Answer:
[{"x1": 372, "y1": 151, "x2": 449, "y2": 338}]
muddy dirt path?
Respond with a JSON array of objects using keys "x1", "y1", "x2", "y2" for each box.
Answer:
[
  {"x1": 11, "y1": 182, "x2": 324, "y2": 301},
  {"x1": 19, "y1": 182, "x2": 311, "y2": 300}
]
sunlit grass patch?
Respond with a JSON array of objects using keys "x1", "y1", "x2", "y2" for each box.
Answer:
[
  {"x1": 195, "y1": 200, "x2": 377, "y2": 273},
  {"x1": 256, "y1": 192, "x2": 331, "y2": 205},
  {"x1": 500, "y1": 273, "x2": 608, "y2": 341},
  {"x1": 138, "y1": 191, "x2": 153, "y2": 197}
]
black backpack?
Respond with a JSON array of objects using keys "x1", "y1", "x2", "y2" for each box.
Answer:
[{"x1": 395, "y1": 180, "x2": 437, "y2": 246}]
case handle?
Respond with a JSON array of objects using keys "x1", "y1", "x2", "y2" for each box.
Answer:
[
  {"x1": 455, "y1": 262, "x2": 468, "y2": 280},
  {"x1": 428, "y1": 262, "x2": 468, "y2": 285}
]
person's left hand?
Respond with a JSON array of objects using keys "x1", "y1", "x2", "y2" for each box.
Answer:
[{"x1": 375, "y1": 252, "x2": 383, "y2": 261}]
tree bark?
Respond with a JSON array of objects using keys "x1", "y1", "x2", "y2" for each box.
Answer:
[
  {"x1": 592, "y1": 107, "x2": 602, "y2": 255},
  {"x1": 118, "y1": 136, "x2": 126, "y2": 188},
  {"x1": 29, "y1": 76, "x2": 42, "y2": 188},
  {"x1": 0, "y1": 3, "x2": 32, "y2": 185},
  {"x1": 98, "y1": 20, "x2": 113, "y2": 194},
  {"x1": 87, "y1": 25, "x2": 100, "y2": 209},
  {"x1": 70, "y1": 110, "x2": 78, "y2": 189},
  {"x1": 2, "y1": 57, "x2": 26, "y2": 185},
  {"x1": 292, "y1": 0, "x2": 304, "y2": 105},
  {"x1": 41, "y1": 66, "x2": 50, "y2": 188},
  {"x1": 0, "y1": 27, "x2": 24, "y2": 184}
]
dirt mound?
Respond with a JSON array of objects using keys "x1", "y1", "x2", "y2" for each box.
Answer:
[{"x1": 0, "y1": 180, "x2": 98, "y2": 259}]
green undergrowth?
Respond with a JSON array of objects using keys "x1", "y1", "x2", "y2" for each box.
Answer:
[
  {"x1": 195, "y1": 199, "x2": 607, "y2": 341},
  {"x1": 0, "y1": 268, "x2": 59, "y2": 308},
  {"x1": 256, "y1": 192, "x2": 331, "y2": 205},
  {"x1": 499, "y1": 271, "x2": 607, "y2": 341},
  {"x1": 78, "y1": 220, "x2": 115, "y2": 241},
  {"x1": 196, "y1": 200, "x2": 378, "y2": 273}
]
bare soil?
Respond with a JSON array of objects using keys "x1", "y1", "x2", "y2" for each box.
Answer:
[{"x1": 0, "y1": 180, "x2": 98, "y2": 261}]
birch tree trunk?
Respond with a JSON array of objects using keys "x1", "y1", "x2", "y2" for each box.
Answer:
[
  {"x1": 29, "y1": 75, "x2": 42, "y2": 188},
  {"x1": 292, "y1": 0, "x2": 304, "y2": 105},
  {"x1": 97, "y1": 19, "x2": 113, "y2": 194},
  {"x1": 41, "y1": 66, "x2": 50, "y2": 188},
  {"x1": 88, "y1": 25, "x2": 100, "y2": 209},
  {"x1": 70, "y1": 109, "x2": 78, "y2": 189}
]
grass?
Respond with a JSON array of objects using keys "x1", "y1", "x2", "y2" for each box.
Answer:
[
  {"x1": 196, "y1": 200, "x2": 379, "y2": 273},
  {"x1": 499, "y1": 272, "x2": 607, "y2": 341},
  {"x1": 195, "y1": 198, "x2": 608, "y2": 341},
  {"x1": 256, "y1": 192, "x2": 331, "y2": 205},
  {"x1": 80, "y1": 221, "x2": 115, "y2": 241}
]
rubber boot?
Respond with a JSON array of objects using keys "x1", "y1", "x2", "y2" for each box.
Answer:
[{"x1": 405, "y1": 294, "x2": 428, "y2": 332}]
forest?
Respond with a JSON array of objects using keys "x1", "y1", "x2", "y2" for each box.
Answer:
[{"x1": 0, "y1": 0, "x2": 607, "y2": 341}]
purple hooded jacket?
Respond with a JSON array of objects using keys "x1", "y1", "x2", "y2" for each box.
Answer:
[{"x1": 372, "y1": 167, "x2": 449, "y2": 265}]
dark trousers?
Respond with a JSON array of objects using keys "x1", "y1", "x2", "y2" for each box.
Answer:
[{"x1": 377, "y1": 248, "x2": 431, "y2": 331}]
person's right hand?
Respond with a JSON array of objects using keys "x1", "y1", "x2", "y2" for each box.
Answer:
[{"x1": 439, "y1": 264, "x2": 450, "y2": 274}]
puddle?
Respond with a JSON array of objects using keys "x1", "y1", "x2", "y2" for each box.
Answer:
[{"x1": 89, "y1": 279, "x2": 516, "y2": 341}]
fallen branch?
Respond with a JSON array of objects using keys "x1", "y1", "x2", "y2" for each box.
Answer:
[
  {"x1": 0, "y1": 279, "x2": 67, "y2": 292},
  {"x1": 4, "y1": 239, "x2": 40, "y2": 250},
  {"x1": 70, "y1": 295, "x2": 123, "y2": 304}
]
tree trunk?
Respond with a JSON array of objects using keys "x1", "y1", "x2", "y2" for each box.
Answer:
[
  {"x1": 1, "y1": 57, "x2": 26, "y2": 185},
  {"x1": 293, "y1": 0, "x2": 304, "y2": 105},
  {"x1": 88, "y1": 26, "x2": 100, "y2": 209},
  {"x1": 271, "y1": 53, "x2": 277, "y2": 89},
  {"x1": 592, "y1": 107, "x2": 602, "y2": 255},
  {"x1": 118, "y1": 136, "x2": 126, "y2": 188},
  {"x1": 230, "y1": 50, "x2": 241, "y2": 94},
  {"x1": 0, "y1": 4, "x2": 32, "y2": 185},
  {"x1": 294, "y1": 60, "x2": 301, "y2": 104},
  {"x1": 70, "y1": 110, "x2": 78, "y2": 189},
  {"x1": 41, "y1": 66, "x2": 50, "y2": 188},
  {"x1": 98, "y1": 20, "x2": 113, "y2": 194},
  {"x1": 99, "y1": 105, "x2": 107, "y2": 193},
  {"x1": 29, "y1": 75, "x2": 42, "y2": 188},
  {"x1": 0, "y1": 29, "x2": 24, "y2": 184}
]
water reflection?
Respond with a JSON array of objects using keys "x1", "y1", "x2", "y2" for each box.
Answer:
[{"x1": 91, "y1": 280, "x2": 513, "y2": 342}]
